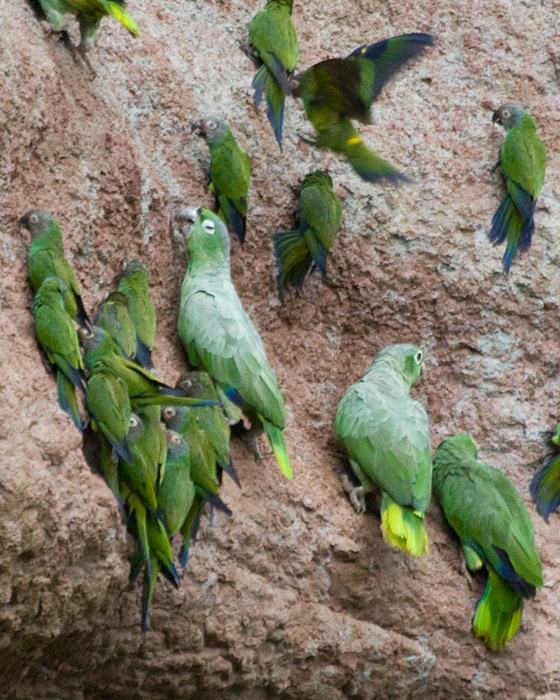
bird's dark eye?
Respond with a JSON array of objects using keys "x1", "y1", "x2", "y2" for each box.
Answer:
[
  {"x1": 162, "y1": 407, "x2": 175, "y2": 420},
  {"x1": 130, "y1": 416, "x2": 139, "y2": 428},
  {"x1": 171, "y1": 435, "x2": 182, "y2": 445},
  {"x1": 202, "y1": 219, "x2": 216, "y2": 235},
  {"x1": 502, "y1": 110, "x2": 510, "y2": 119},
  {"x1": 29, "y1": 214, "x2": 39, "y2": 224},
  {"x1": 207, "y1": 120, "x2": 217, "y2": 130},
  {"x1": 414, "y1": 351, "x2": 423, "y2": 365}
]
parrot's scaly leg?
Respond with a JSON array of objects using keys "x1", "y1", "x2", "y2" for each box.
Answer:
[
  {"x1": 342, "y1": 475, "x2": 367, "y2": 514},
  {"x1": 73, "y1": 46, "x2": 97, "y2": 79},
  {"x1": 238, "y1": 41, "x2": 260, "y2": 67}
]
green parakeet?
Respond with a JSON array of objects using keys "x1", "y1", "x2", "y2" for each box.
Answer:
[
  {"x1": 94, "y1": 291, "x2": 137, "y2": 360},
  {"x1": 86, "y1": 366, "x2": 132, "y2": 463},
  {"x1": 191, "y1": 118, "x2": 251, "y2": 244},
  {"x1": 489, "y1": 104, "x2": 547, "y2": 273},
  {"x1": 530, "y1": 422, "x2": 560, "y2": 521},
  {"x1": 272, "y1": 170, "x2": 342, "y2": 300},
  {"x1": 20, "y1": 209, "x2": 90, "y2": 329},
  {"x1": 433, "y1": 434, "x2": 543, "y2": 650},
  {"x1": 291, "y1": 33, "x2": 433, "y2": 182},
  {"x1": 249, "y1": 0, "x2": 298, "y2": 150},
  {"x1": 32, "y1": 277, "x2": 86, "y2": 432},
  {"x1": 117, "y1": 260, "x2": 156, "y2": 369},
  {"x1": 335, "y1": 344, "x2": 431, "y2": 557},
  {"x1": 178, "y1": 207, "x2": 292, "y2": 479}
]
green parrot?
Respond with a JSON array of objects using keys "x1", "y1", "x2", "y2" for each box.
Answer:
[
  {"x1": 117, "y1": 260, "x2": 156, "y2": 369},
  {"x1": 272, "y1": 170, "x2": 342, "y2": 300},
  {"x1": 249, "y1": 0, "x2": 298, "y2": 150},
  {"x1": 32, "y1": 277, "x2": 86, "y2": 432},
  {"x1": 94, "y1": 291, "x2": 137, "y2": 360},
  {"x1": 488, "y1": 104, "x2": 547, "y2": 273},
  {"x1": 178, "y1": 207, "x2": 292, "y2": 479},
  {"x1": 191, "y1": 118, "x2": 251, "y2": 244},
  {"x1": 86, "y1": 366, "x2": 132, "y2": 463},
  {"x1": 291, "y1": 33, "x2": 433, "y2": 182},
  {"x1": 530, "y1": 422, "x2": 560, "y2": 521},
  {"x1": 433, "y1": 434, "x2": 543, "y2": 650},
  {"x1": 335, "y1": 344, "x2": 431, "y2": 557},
  {"x1": 20, "y1": 209, "x2": 90, "y2": 329}
]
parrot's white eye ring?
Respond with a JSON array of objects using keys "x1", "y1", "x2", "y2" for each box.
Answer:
[
  {"x1": 171, "y1": 434, "x2": 182, "y2": 445},
  {"x1": 162, "y1": 407, "x2": 176, "y2": 420},
  {"x1": 202, "y1": 219, "x2": 216, "y2": 235},
  {"x1": 207, "y1": 120, "x2": 218, "y2": 130},
  {"x1": 29, "y1": 214, "x2": 39, "y2": 224},
  {"x1": 414, "y1": 350, "x2": 423, "y2": 365},
  {"x1": 502, "y1": 110, "x2": 510, "y2": 119},
  {"x1": 130, "y1": 415, "x2": 139, "y2": 428}
]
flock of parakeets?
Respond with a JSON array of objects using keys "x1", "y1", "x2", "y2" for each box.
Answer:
[{"x1": 24, "y1": 0, "x2": 554, "y2": 651}]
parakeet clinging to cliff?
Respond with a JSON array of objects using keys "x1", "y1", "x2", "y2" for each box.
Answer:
[
  {"x1": 32, "y1": 277, "x2": 86, "y2": 431},
  {"x1": 272, "y1": 170, "x2": 342, "y2": 300},
  {"x1": 21, "y1": 209, "x2": 90, "y2": 329},
  {"x1": 95, "y1": 291, "x2": 137, "y2": 361},
  {"x1": 335, "y1": 344, "x2": 431, "y2": 557},
  {"x1": 488, "y1": 104, "x2": 547, "y2": 273},
  {"x1": 530, "y1": 422, "x2": 560, "y2": 521},
  {"x1": 291, "y1": 33, "x2": 433, "y2": 182},
  {"x1": 86, "y1": 367, "x2": 132, "y2": 462},
  {"x1": 433, "y1": 434, "x2": 543, "y2": 650},
  {"x1": 191, "y1": 118, "x2": 251, "y2": 244},
  {"x1": 117, "y1": 260, "x2": 156, "y2": 369},
  {"x1": 178, "y1": 207, "x2": 291, "y2": 479},
  {"x1": 249, "y1": 0, "x2": 298, "y2": 150}
]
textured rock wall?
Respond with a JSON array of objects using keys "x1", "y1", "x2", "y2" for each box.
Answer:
[{"x1": 1, "y1": 0, "x2": 560, "y2": 697}]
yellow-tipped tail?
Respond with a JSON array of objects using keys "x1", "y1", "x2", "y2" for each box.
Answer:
[
  {"x1": 380, "y1": 492, "x2": 429, "y2": 557},
  {"x1": 261, "y1": 416, "x2": 292, "y2": 479},
  {"x1": 473, "y1": 569, "x2": 523, "y2": 650},
  {"x1": 105, "y1": 1, "x2": 140, "y2": 36}
]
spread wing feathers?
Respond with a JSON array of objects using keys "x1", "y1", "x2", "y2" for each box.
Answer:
[{"x1": 180, "y1": 289, "x2": 285, "y2": 429}]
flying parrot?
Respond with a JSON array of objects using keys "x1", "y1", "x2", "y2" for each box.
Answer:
[
  {"x1": 20, "y1": 209, "x2": 90, "y2": 329},
  {"x1": 291, "y1": 33, "x2": 433, "y2": 182},
  {"x1": 335, "y1": 343, "x2": 431, "y2": 557},
  {"x1": 530, "y1": 422, "x2": 560, "y2": 521},
  {"x1": 178, "y1": 207, "x2": 292, "y2": 479},
  {"x1": 32, "y1": 277, "x2": 86, "y2": 431},
  {"x1": 488, "y1": 104, "x2": 547, "y2": 273},
  {"x1": 191, "y1": 118, "x2": 251, "y2": 244},
  {"x1": 94, "y1": 291, "x2": 137, "y2": 361},
  {"x1": 433, "y1": 433, "x2": 543, "y2": 650},
  {"x1": 249, "y1": 0, "x2": 298, "y2": 150},
  {"x1": 117, "y1": 260, "x2": 156, "y2": 369},
  {"x1": 272, "y1": 170, "x2": 342, "y2": 300}
]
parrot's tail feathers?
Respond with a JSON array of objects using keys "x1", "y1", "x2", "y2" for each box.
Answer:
[
  {"x1": 218, "y1": 197, "x2": 246, "y2": 244},
  {"x1": 530, "y1": 454, "x2": 560, "y2": 522},
  {"x1": 301, "y1": 217, "x2": 330, "y2": 276},
  {"x1": 75, "y1": 296, "x2": 91, "y2": 331},
  {"x1": 108, "y1": 436, "x2": 133, "y2": 464},
  {"x1": 261, "y1": 416, "x2": 292, "y2": 479},
  {"x1": 344, "y1": 136, "x2": 409, "y2": 184},
  {"x1": 180, "y1": 499, "x2": 203, "y2": 571},
  {"x1": 265, "y1": 72, "x2": 286, "y2": 151},
  {"x1": 272, "y1": 229, "x2": 312, "y2": 301},
  {"x1": 473, "y1": 569, "x2": 523, "y2": 650},
  {"x1": 135, "y1": 338, "x2": 154, "y2": 369},
  {"x1": 129, "y1": 499, "x2": 153, "y2": 580},
  {"x1": 104, "y1": 1, "x2": 140, "y2": 36},
  {"x1": 252, "y1": 64, "x2": 267, "y2": 107},
  {"x1": 221, "y1": 459, "x2": 241, "y2": 488},
  {"x1": 492, "y1": 546, "x2": 537, "y2": 598},
  {"x1": 351, "y1": 33, "x2": 434, "y2": 101},
  {"x1": 489, "y1": 194, "x2": 527, "y2": 273},
  {"x1": 57, "y1": 371, "x2": 83, "y2": 432},
  {"x1": 128, "y1": 542, "x2": 145, "y2": 585},
  {"x1": 202, "y1": 491, "x2": 233, "y2": 518},
  {"x1": 141, "y1": 558, "x2": 161, "y2": 633},
  {"x1": 380, "y1": 492, "x2": 429, "y2": 557}
]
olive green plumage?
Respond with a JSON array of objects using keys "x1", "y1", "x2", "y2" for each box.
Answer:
[
  {"x1": 489, "y1": 105, "x2": 547, "y2": 273},
  {"x1": 272, "y1": 170, "x2": 342, "y2": 300},
  {"x1": 335, "y1": 344, "x2": 431, "y2": 556},
  {"x1": 292, "y1": 34, "x2": 433, "y2": 182},
  {"x1": 21, "y1": 209, "x2": 89, "y2": 329},
  {"x1": 192, "y1": 118, "x2": 251, "y2": 244},
  {"x1": 95, "y1": 291, "x2": 137, "y2": 360},
  {"x1": 433, "y1": 434, "x2": 543, "y2": 650},
  {"x1": 117, "y1": 260, "x2": 156, "y2": 368},
  {"x1": 86, "y1": 366, "x2": 132, "y2": 463}
]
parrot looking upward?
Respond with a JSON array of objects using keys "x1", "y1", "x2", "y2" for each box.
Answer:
[
  {"x1": 272, "y1": 170, "x2": 342, "y2": 300},
  {"x1": 20, "y1": 209, "x2": 90, "y2": 329},
  {"x1": 191, "y1": 118, "x2": 251, "y2": 244},
  {"x1": 249, "y1": 0, "x2": 299, "y2": 150},
  {"x1": 433, "y1": 434, "x2": 543, "y2": 650},
  {"x1": 335, "y1": 344, "x2": 431, "y2": 557},
  {"x1": 178, "y1": 207, "x2": 292, "y2": 479},
  {"x1": 291, "y1": 33, "x2": 433, "y2": 182},
  {"x1": 488, "y1": 104, "x2": 547, "y2": 273},
  {"x1": 530, "y1": 422, "x2": 560, "y2": 521},
  {"x1": 117, "y1": 260, "x2": 156, "y2": 369}
]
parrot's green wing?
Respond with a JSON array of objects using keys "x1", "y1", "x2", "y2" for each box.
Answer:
[
  {"x1": 501, "y1": 116, "x2": 546, "y2": 199},
  {"x1": 210, "y1": 139, "x2": 251, "y2": 244},
  {"x1": 86, "y1": 370, "x2": 132, "y2": 463},
  {"x1": 34, "y1": 302, "x2": 84, "y2": 381}
]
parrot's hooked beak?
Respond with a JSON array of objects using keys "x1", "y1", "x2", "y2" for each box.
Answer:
[
  {"x1": 191, "y1": 119, "x2": 205, "y2": 137},
  {"x1": 492, "y1": 110, "x2": 503, "y2": 125},
  {"x1": 178, "y1": 206, "x2": 201, "y2": 223}
]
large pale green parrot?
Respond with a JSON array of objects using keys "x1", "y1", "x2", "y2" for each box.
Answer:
[
  {"x1": 489, "y1": 104, "x2": 547, "y2": 273},
  {"x1": 117, "y1": 260, "x2": 156, "y2": 369},
  {"x1": 249, "y1": 0, "x2": 298, "y2": 150},
  {"x1": 433, "y1": 433, "x2": 543, "y2": 650},
  {"x1": 291, "y1": 34, "x2": 433, "y2": 182},
  {"x1": 191, "y1": 118, "x2": 251, "y2": 244},
  {"x1": 335, "y1": 343, "x2": 431, "y2": 556},
  {"x1": 178, "y1": 207, "x2": 291, "y2": 479}
]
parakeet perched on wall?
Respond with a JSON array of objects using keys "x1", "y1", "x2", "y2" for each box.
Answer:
[
  {"x1": 530, "y1": 423, "x2": 560, "y2": 521},
  {"x1": 488, "y1": 104, "x2": 547, "y2": 273},
  {"x1": 433, "y1": 434, "x2": 543, "y2": 650},
  {"x1": 249, "y1": 0, "x2": 298, "y2": 150},
  {"x1": 272, "y1": 170, "x2": 342, "y2": 300},
  {"x1": 94, "y1": 291, "x2": 137, "y2": 361},
  {"x1": 191, "y1": 118, "x2": 251, "y2": 244},
  {"x1": 32, "y1": 277, "x2": 86, "y2": 431},
  {"x1": 178, "y1": 207, "x2": 291, "y2": 479},
  {"x1": 335, "y1": 344, "x2": 431, "y2": 557},
  {"x1": 291, "y1": 33, "x2": 433, "y2": 182},
  {"x1": 86, "y1": 367, "x2": 132, "y2": 462},
  {"x1": 20, "y1": 209, "x2": 90, "y2": 329},
  {"x1": 117, "y1": 260, "x2": 156, "y2": 369}
]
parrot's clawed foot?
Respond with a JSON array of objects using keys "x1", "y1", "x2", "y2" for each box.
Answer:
[
  {"x1": 44, "y1": 25, "x2": 68, "y2": 42},
  {"x1": 459, "y1": 555, "x2": 473, "y2": 589},
  {"x1": 342, "y1": 475, "x2": 367, "y2": 514},
  {"x1": 246, "y1": 435, "x2": 263, "y2": 463},
  {"x1": 73, "y1": 45, "x2": 97, "y2": 79}
]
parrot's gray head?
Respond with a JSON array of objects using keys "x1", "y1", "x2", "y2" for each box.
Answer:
[
  {"x1": 373, "y1": 343, "x2": 424, "y2": 386},
  {"x1": 127, "y1": 413, "x2": 144, "y2": 440},
  {"x1": 492, "y1": 104, "x2": 526, "y2": 131},
  {"x1": 118, "y1": 259, "x2": 148, "y2": 280},
  {"x1": 161, "y1": 405, "x2": 187, "y2": 430},
  {"x1": 19, "y1": 208, "x2": 56, "y2": 239},
  {"x1": 191, "y1": 117, "x2": 229, "y2": 144},
  {"x1": 433, "y1": 433, "x2": 478, "y2": 470},
  {"x1": 78, "y1": 325, "x2": 106, "y2": 351},
  {"x1": 165, "y1": 429, "x2": 188, "y2": 458},
  {"x1": 176, "y1": 371, "x2": 209, "y2": 397}
]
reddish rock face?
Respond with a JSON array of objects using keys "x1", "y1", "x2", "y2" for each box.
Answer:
[{"x1": 1, "y1": 0, "x2": 559, "y2": 698}]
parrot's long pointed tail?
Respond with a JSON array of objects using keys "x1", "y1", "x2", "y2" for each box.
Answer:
[
  {"x1": 57, "y1": 371, "x2": 83, "y2": 432},
  {"x1": 489, "y1": 194, "x2": 534, "y2": 274},
  {"x1": 217, "y1": 197, "x2": 246, "y2": 244},
  {"x1": 253, "y1": 66, "x2": 286, "y2": 151},
  {"x1": 333, "y1": 129, "x2": 409, "y2": 184},
  {"x1": 473, "y1": 569, "x2": 523, "y2": 650},
  {"x1": 180, "y1": 495, "x2": 204, "y2": 571},
  {"x1": 141, "y1": 557, "x2": 161, "y2": 632},
  {"x1": 102, "y1": 0, "x2": 140, "y2": 36},
  {"x1": 135, "y1": 338, "x2": 154, "y2": 369},
  {"x1": 530, "y1": 454, "x2": 560, "y2": 522},
  {"x1": 261, "y1": 416, "x2": 292, "y2": 479},
  {"x1": 380, "y1": 492, "x2": 429, "y2": 557},
  {"x1": 272, "y1": 229, "x2": 312, "y2": 301}
]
